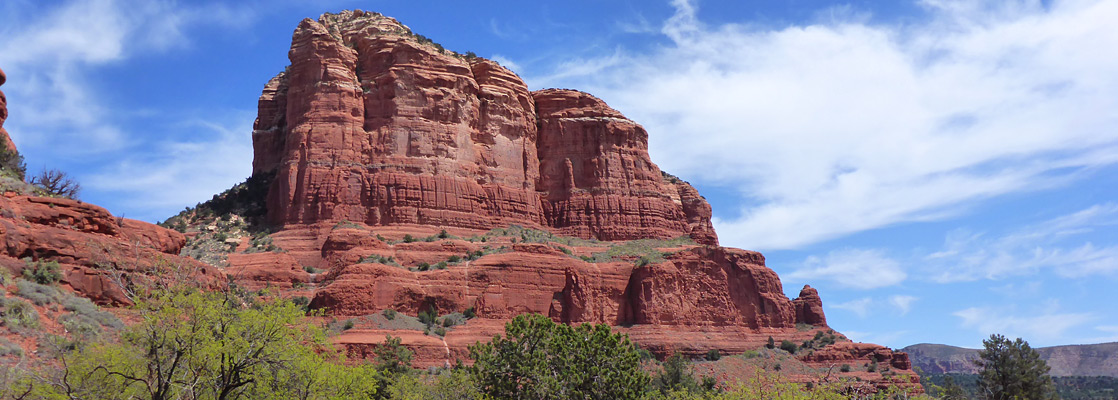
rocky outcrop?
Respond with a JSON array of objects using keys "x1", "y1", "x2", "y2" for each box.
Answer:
[
  {"x1": 221, "y1": 10, "x2": 917, "y2": 392},
  {"x1": 0, "y1": 66, "x2": 15, "y2": 152},
  {"x1": 251, "y1": 11, "x2": 716, "y2": 245},
  {"x1": 792, "y1": 285, "x2": 827, "y2": 326},
  {"x1": 0, "y1": 194, "x2": 222, "y2": 305}
]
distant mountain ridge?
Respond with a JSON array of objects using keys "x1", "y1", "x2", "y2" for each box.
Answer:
[{"x1": 902, "y1": 342, "x2": 1118, "y2": 377}]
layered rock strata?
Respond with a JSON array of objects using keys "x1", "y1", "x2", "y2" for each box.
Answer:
[
  {"x1": 230, "y1": 10, "x2": 919, "y2": 393},
  {"x1": 252, "y1": 10, "x2": 717, "y2": 245}
]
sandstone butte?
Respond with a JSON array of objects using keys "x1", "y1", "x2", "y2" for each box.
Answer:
[{"x1": 0, "y1": 10, "x2": 921, "y2": 394}]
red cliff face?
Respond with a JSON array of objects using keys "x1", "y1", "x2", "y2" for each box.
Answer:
[
  {"x1": 252, "y1": 11, "x2": 716, "y2": 245},
  {"x1": 230, "y1": 11, "x2": 917, "y2": 392},
  {"x1": 0, "y1": 66, "x2": 16, "y2": 152}
]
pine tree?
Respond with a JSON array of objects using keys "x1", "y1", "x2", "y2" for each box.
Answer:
[{"x1": 975, "y1": 334, "x2": 1057, "y2": 400}]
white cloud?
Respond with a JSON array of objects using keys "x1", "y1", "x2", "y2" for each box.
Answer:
[
  {"x1": 85, "y1": 116, "x2": 254, "y2": 221},
  {"x1": 0, "y1": 0, "x2": 253, "y2": 154},
  {"x1": 889, "y1": 295, "x2": 918, "y2": 316},
  {"x1": 789, "y1": 248, "x2": 906, "y2": 289},
  {"x1": 831, "y1": 297, "x2": 873, "y2": 318},
  {"x1": 954, "y1": 305, "x2": 1094, "y2": 344},
  {"x1": 928, "y1": 203, "x2": 1118, "y2": 281},
  {"x1": 530, "y1": 0, "x2": 1118, "y2": 251}
]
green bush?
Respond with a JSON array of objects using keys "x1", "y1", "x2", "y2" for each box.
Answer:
[
  {"x1": 0, "y1": 147, "x2": 27, "y2": 180},
  {"x1": 403, "y1": 234, "x2": 416, "y2": 243},
  {"x1": 418, "y1": 309, "x2": 437, "y2": 327},
  {"x1": 447, "y1": 255, "x2": 461, "y2": 263},
  {"x1": 463, "y1": 307, "x2": 476, "y2": 319},
  {"x1": 23, "y1": 260, "x2": 63, "y2": 285},
  {"x1": 706, "y1": 349, "x2": 721, "y2": 361},
  {"x1": 383, "y1": 309, "x2": 397, "y2": 320},
  {"x1": 840, "y1": 364, "x2": 852, "y2": 372},
  {"x1": 0, "y1": 297, "x2": 39, "y2": 329},
  {"x1": 780, "y1": 340, "x2": 798, "y2": 354},
  {"x1": 469, "y1": 314, "x2": 648, "y2": 399}
]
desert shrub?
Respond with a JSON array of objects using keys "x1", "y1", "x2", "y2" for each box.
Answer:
[
  {"x1": 840, "y1": 364, "x2": 852, "y2": 372},
  {"x1": 0, "y1": 336, "x2": 23, "y2": 357},
  {"x1": 291, "y1": 296, "x2": 310, "y2": 312},
  {"x1": 0, "y1": 147, "x2": 27, "y2": 180},
  {"x1": 16, "y1": 279, "x2": 65, "y2": 306},
  {"x1": 343, "y1": 319, "x2": 355, "y2": 330},
  {"x1": 706, "y1": 349, "x2": 721, "y2": 361},
  {"x1": 433, "y1": 327, "x2": 446, "y2": 336},
  {"x1": 403, "y1": 234, "x2": 416, "y2": 243},
  {"x1": 29, "y1": 168, "x2": 81, "y2": 199},
  {"x1": 438, "y1": 229, "x2": 449, "y2": 239},
  {"x1": 447, "y1": 255, "x2": 461, "y2": 263},
  {"x1": 22, "y1": 260, "x2": 63, "y2": 285},
  {"x1": 780, "y1": 340, "x2": 798, "y2": 354},
  {"x1": 0, "y1": 297, "x2": 39, "y2": 329},
  {"x1": 418, "y1": 309, "x2": 437, "y2": 327},
  {"x1": 653, "y1": 352, "x2": 701, "y2": 394},
  {"x1": 416, "y1": 262, "x2": 430, "y2": 271},
  {"x1": 766, "y1": 336, "x2": 775, "y2": 349},
  {"x1": 867, "y1": 360, "x2": 878, "y2": 372},
  {"x1": 434, "y1": 261, "x2": 448, "y2": 270},
  {"x1": 62, "y1": 295, "x2": 123, "y2": 329},
  {"x1": 742, "y1": 350, "x2": 760, "y2": 358},
  {"x1": 463, "y1": 307, "x2": 476, "y2": 319}
]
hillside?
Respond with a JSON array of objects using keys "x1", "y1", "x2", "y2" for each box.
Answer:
[{"x1": 903, "y1": 342, "x2": 1118, "y2": 377}]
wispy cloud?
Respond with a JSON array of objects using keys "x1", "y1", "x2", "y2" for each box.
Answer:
[
  {"x1": 85, "y1": 115, "x2": 254, "y2": 221},
  {"x1": 789, "y1": 248, "x2": 906, "y2": 289},
  {"x1": 889, "y1": 295, "x2": 918, "y2": 316},
  {"x1": 0, "y1": 0, "x2": 254, "y2": 154},
  {"x1": 927, "y1": 203, "x2": 1118, "y2": 281},
  {"x1": 954, "y1": 305, "x2": 1094, "y2": 345},
  {"x1": 533, "y1": 0, "x2": 1118, "y2": 251},
  {"x1": 831, "y1": 297, "x2": 873, "y2": 318}
]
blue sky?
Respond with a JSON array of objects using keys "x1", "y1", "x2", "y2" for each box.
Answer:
[{"x1": 2, "y1": 0, "x2": 1117, "y2": 350}]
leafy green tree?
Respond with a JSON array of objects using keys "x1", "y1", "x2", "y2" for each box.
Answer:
[
  {"x1": 12, "y1": 289, "x2": 381, "y2": 399},
  {"x1": 653, "y1": 352, "x2": 700, "y2": 394},
  {"x1": 469, "y1": 313, "x2": 648, "y2": 400},
  {"x1": 975, "y1": 334, "x2": 1056, "y2": 400},
  {"x1": 939, "y1": 375, "x2": 970, "y2": 400},
  {"x1": 373, "y1": 334, "x2": 414, "y2": 376}
]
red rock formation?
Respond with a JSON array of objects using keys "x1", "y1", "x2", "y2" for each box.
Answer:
[
  {"x1": 792, "y1": 285, "x2": 827, "y2": 326},
  {"x1": 251, "y1": 11, "x2": 716, "y2": 245},
  {"x1": 0, "y1": 66, "x2": 15, "y2": 152},
  {"x1": 0, "y1": 194, "x2": 222, "y2": 305},
  {"x1": 226, "y1": 11, "x2": 916, "y2": 393}
]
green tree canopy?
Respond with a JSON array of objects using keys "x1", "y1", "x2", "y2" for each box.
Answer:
[
  {"x1": 468, "y1": 313, "x2": 649, "y2": 400},
  {"x1": 10, "y1": 289, "x2": 381, "y2": 400},
  {"x1": 975, "y1": 334, "x2": 1057, "y2": 400}
]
